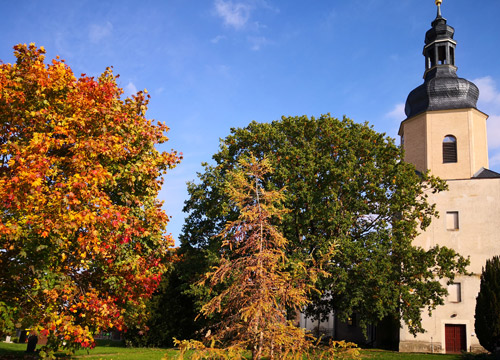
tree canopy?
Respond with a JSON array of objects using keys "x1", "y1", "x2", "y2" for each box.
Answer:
[
  {"x1": 178, "y1": 114, "x2": 469, "y2": 336},
  {"x1": 475, "y1": 256, "x2": 500, "y2": 353},
  {"x1": 0, "y1": 44, "x2": 181, "y2": 355}
]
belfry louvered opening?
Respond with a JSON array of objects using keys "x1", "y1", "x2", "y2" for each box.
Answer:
[{"x1": 443, "y1": 135, "x2": 457, "y2": 163}]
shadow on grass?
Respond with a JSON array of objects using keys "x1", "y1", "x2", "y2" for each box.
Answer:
[
  {"x1": 0, "y1": 340, "x2": 126, "y2": 359},
  {"x1": 0, "y1": 342, "x2": 36, "y2": 359},
  {"x1": 94, "y1": 339, "x2": 126, "y2": 347},
  {"x1": 461, "y1": 354, "x2": 500, "y2": 360}
]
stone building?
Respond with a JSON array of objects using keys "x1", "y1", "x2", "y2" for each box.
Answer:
[
  {"x1": 300, "y1": 1, "x2": 500, "y2": 354},
  {"x1": 398, "y1": 0, "x2": 500, "y2": 354}
]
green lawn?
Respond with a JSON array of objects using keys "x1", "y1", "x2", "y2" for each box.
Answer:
[
  {"x1": 362, "y1": 349, "x2": 460, "y2": 359},
  {"x1": 362, "y1": 350, "x2": 500, "y2": 360},
  {"x1": 0, "y1": 342, "x2": 178, "y2": 359},
  {"x1": 0, "y1": 342, "x2": 497, "y2": 359}
]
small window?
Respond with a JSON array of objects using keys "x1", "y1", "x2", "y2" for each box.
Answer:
[
  {"x1": 348, "y1": 314, "x2": 356, "y2": 327},
  {"x1": 438, "y1": 46, "x2": 447, "y2": 65},
  {"x1": 446, "y1": 211, "x2": 459, "y2": 231},
  {"x1": 443, "y1": 135, "x2": 457, "y2": 163},
  {"x1": 448, "y1": 283, "x2": 461, "y2": 303},
  {"x1": 450, "y1": 47, "x2": 455, "y2": 66},
  {"x1": 428, "y1": 48, "x2": 436, "y2": 68}
]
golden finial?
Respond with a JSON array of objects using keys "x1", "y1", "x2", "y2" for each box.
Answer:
[{"x1": 435, "y1": 0, "x2": 442, "y2": 5}]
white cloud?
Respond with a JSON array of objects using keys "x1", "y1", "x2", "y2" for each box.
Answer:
[
  {"x1": 487, "y1": 115, "x2": 500, "y2": 150},
  {"x1": 214, "y1": 0, "x2": 251, "y2": 29},
  {"x1": 213, "y1": 0, "x2": 276, "y2": 50},
  {"x1": 473, "y1": 77, "x2": 500, "y2": 152},
  {"x1": 256, "y1": 0, "x2": 279, "y2": 13},
  {"x1": 124, "y1": 81, "x2": 138, "y2": 97},
  {"x1": 382, "y1": 103, "x2": 406, "y2": 141},
  {"x1": 211, "y1": 35, "x2": 227, "y2": 44},
  {"x1": 248, "y1": 36, "x2": 270, "y2": 51},
  {"x1": 385, "y1": 103, "x2": 406, "y2": 120},
  {"x1": 88, "y1": 22, "x2": 113, "y2": 43},
  {"x1": 252, "y1": 21, "x2": 267, "y2": 30},
  {"x1": 488, "y1": 150, "x2": 500, "y2": 168},
  {"x1": 474, "y1": 76, "x2": 500, "y2": 105},
  {"x1": 159, "y1": 166, "x2": 191, "y2": 245}
]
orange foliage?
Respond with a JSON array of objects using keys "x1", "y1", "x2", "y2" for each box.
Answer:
[
  {"x1": 0, "y1": 44, "x2": 181, "y2": 356},
  {"x1": 185, "y1": 156, "x2": 317, "y2": 359}
]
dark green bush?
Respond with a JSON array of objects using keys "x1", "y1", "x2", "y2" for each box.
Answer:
[{"x1": 475, "y1": 256, "x2": 500, "y2": 353}]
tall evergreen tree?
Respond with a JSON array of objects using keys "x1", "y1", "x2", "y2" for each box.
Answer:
[
  {"x1": 475, "y1": 256, "x2": 500, "y2": 353},
  {"x1": 190, "y1": 156, "x2": 315, "y2": 360}
]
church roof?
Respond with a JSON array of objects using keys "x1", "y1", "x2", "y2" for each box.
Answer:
[
  {"x1": 473, "y1": 168, "x2": 500, "y2": 179},
  {"x1": 404, "y1": 5, "x2": 479, "y2": 119}
]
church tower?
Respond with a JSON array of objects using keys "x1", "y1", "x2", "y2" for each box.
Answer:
[
  {"x1": 399, "y1": 0, "x2": 489, "y2": 180},
  {"x1": 398, "y1": 1, "x2": 500, "y2": 354}
]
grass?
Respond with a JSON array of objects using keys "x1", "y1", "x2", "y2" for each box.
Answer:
[
  {"x1": 1, "y1": 342, "x2": 500, "y2": 360},
  {"x1": 361, "y1": 349, "x2": 461, "y2": 359},
  {"x1": 362, "y1": 350, "x2": 500, "y2": 360},
  {"x1": 0, "y1": 341, "x2": 178, "y2": 359}
]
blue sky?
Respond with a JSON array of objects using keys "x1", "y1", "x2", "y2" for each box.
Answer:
[{"x1": 2, "y1": 0, "x2": 499, "y2": 243}]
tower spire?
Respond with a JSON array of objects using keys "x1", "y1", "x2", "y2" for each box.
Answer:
[
  {"x1": 436, "y1": 0, "x2": 443, "y2": 18},
  {"x1": 403, "y1": 1, "x2": 479, "y2": 119}
]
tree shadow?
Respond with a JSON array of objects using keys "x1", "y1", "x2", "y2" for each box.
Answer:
[
  {"x1": 0, "y1": 343, "x2": 37, "y2": 359},
  {"x1": 461, "y1": 354, "x2": 500, "y2": 360}
]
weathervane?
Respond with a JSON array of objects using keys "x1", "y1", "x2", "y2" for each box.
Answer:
[{"x1": 435, "y1": 0, "x2": 443, "y2": 17}]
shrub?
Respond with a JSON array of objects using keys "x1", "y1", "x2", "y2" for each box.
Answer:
[{"x1": 475, "y1": 256, "x2": 500, "y2": 353}]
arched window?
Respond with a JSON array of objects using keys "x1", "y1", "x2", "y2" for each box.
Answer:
[{"x1": 443, "y1": 135, "x2": 457, "y2": 163}]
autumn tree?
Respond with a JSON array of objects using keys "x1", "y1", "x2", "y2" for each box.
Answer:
[
  {"x1": 475, "y1": 256, "x2": 500, "y2": 353},
  {"x1": 177, "y1": 115, "x2": 469, "y2": 337},
  {"x1": 177, "y1": 156, "x2": 320, "y2": 360},
  {"x1": 0, "y1": 44, "x2": 181, "y2": 356}
]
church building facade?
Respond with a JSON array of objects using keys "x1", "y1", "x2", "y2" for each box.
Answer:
[
  {"x1": 300, "y1": 1, "x2": 500, "y2": 354},
  {"x1": 398, "y1": 0, "x2": 500, "y2": 354}
]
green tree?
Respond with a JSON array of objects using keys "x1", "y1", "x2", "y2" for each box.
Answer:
[
  {"x1": 126, "y1": 257, "x2": 204, "y2": 347},
  {"x1": 178, "y1": 114, "x2": 469, "y2": 336},
  {"x1": 0, "y1": 44, "x2": 181, "y2": 356},
  {"x1": 475, "y1": 256, "x2": 500, "y2": 353}
]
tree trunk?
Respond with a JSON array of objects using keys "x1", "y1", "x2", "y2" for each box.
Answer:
[{"x1": 253, "y1": 331, "x2": 264, "y2": 360}]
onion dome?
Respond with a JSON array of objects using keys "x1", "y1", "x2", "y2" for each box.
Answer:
[{"x1": 404, "y1": 2, "x2": 479, "y2": 119}]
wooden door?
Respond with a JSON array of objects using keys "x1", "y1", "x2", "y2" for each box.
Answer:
[{"x1": 445, "y1": 324, "x2": 466, "y2": 353}]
